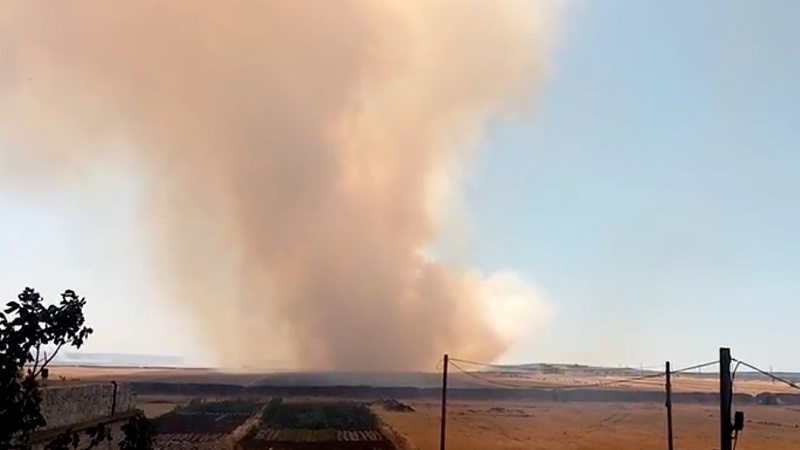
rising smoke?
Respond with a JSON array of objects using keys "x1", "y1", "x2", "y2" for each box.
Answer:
[{"x1": 0, "y1": 1, "x2": 559, "y2": 370}]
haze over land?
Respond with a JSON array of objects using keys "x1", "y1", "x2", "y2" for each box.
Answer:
[
  {"x1": 0, "y1": 1, "x2": 559, "y2": 370},
  {"x1": 2, "y1": 1, "x2": 799, "y2": 372}
]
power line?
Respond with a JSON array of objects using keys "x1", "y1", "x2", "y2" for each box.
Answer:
[
  {"x1": 448, "y1": 360, "x2": 670, "y2": 391},
  {"x1": 448, "y1": 357, "x2": 551, "y2": 373},
  {"x1": 732, "y1": 359, "x2": 800, "y2": 391},
  {"x1": 448, "y1": 356, "x2": 719, "y2": 390},
  {"x1": 451, "y1": 356, "x2": 716, "y2": 376},
  {"x1": 671, "y1": 360, "x2": 719, "y2": 375},
  {"x1": 730, "y1": 360, "x2": 743, "y2": 450},
  {"x1": 450, "y1": 358, "x2": 718, "y2": 390},
  {"x1": 449, "y1": 361, "x2": 541, "y2": 389},
  {"x1": 722, "y1": 357, "x2": 800, "y2": 450},
  {"x1": 553, "y1": 361, "x2": 718, "y2": 389},
  {"x1": 435, "y1": 356, "x2": 445, "y2": 372},
  {"x1": 557, "y1": 371, "x2": 666, "y2": 390}
]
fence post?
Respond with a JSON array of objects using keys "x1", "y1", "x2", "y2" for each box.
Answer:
[
  {"x1": 665, "y1": 361, "x2": 673, "y2": 450},
  {"x1": 720, "y1": 348, "x2": 732, "y2": 450},
  {"x1": 440, "y1": 354, "x2": 449, "y2": 450}
]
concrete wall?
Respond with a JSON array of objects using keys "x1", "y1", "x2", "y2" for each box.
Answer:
[
  {"x1": 29, "y1": 382, "x2": 137, "y2": 450},
  {"x1": 39, "y1": 382, "x2": 135, "y2": 429}
]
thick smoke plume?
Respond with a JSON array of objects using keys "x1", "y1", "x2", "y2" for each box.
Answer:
[{"x1": 0, "y1": 1, "x2": 558, "y2": 370}]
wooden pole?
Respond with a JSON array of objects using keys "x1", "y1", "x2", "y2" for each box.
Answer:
[
  {"x1": 720, "y1": 348, "x2": 732, "y2": 450},
  {"x1": 440, "y1": 354, "x2": 449, "y2": 450},
  {"x1": 665, "y1": 361, "x2": 673, "y2": 450}
]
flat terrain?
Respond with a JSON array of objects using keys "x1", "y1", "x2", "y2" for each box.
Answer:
[
  {"x1": 379, "y1": 401, "x2": 800, "y2": 450},
  {"x1": 47, "y1": 365, "x2": 800, "y2": 394},
  {"x1": 48, "y1": 365, "x2": 800, "y2": 449},
  {"x1": 479, "y1": 372, "x2": 797, "y2": 395}
]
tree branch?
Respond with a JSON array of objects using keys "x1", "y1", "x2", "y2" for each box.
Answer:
[
  {"x1": 33, "y1": 344, "x2": 62, "y2": 380},
  {"x1": 31, "y1": 343, "x2": 41, "y2": 377}
]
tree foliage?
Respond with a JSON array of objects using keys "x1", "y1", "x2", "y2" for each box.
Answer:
[
  {"x1": 0, "y1": 287, "x2": 155, "y2": 450},
  {"x1": 120, "y1": 411, "x2": 157, "y2": 450}
]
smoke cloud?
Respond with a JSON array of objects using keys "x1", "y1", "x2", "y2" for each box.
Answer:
[{"x1": 0, "y1": 1, "x2": 558, "y2": 370}]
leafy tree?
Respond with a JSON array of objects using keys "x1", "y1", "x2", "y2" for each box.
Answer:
[
  {"x1": 119, "y1": 412, "x2": 156, "y2": 450},
  {"x1": 0, "y1": 287, "x2": 156, "y2": 450}
]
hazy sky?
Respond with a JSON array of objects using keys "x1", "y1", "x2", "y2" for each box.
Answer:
[{"x1": 2, "y1": 0, "x2": 799, "y2": 369}]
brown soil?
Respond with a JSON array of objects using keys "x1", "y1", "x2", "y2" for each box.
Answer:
[{"x1": 379, "y1": 401, "x2": 800, "y2": 450}]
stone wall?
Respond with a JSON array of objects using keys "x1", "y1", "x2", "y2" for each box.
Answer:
[
  {"x1": 28, "y1": 382, "x2": 137, "y2": 450},
  {"x1": 31, "y1": 421, "x2": 126, "y2": 450},
  {"x1": 39, "y1": 382, "x2": 135, "y2": 429}
]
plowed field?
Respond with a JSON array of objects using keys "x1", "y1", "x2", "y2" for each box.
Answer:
[
  {"x1": 154, "y1": 412, "x2": 251, "y2": 434},
  {"x1": 243, "y1": 399, "x2": 399, "y2": 449}
]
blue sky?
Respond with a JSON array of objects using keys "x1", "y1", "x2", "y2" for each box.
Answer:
[
  {"x1": 2, "y1": 0, "x2": 800, "y2": 369},
  {"x1": 470, "y1": 0, "x2": 800, "y2": 369}
]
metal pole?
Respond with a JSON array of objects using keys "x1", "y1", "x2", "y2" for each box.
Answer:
[
  {"x1": 665, "y1": 361, "x2": 673, "y2": 450},
  {"x1": 720, "y1": 348, "x2": 732, "y2": 450},
  {"x1": 439, "y1": 354, "x2": 449, "y2": 450}
]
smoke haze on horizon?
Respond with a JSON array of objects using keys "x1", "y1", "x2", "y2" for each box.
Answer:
[{"x1": 0, "y1": 1, "x2": 560, "y2": 370}]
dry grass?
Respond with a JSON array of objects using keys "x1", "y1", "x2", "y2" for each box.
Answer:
[
  {"x1": 139, "y1": 401, "x2": 179, "y2": 418},
  {"x1": 136, "y1": 395, "x2": 188, "y2": 418},
  {"x1": 479, "y1": 372, "x2": 800, "y2": 395},
  {"x1": 46, "y1": 365, "x2": 267, "y2": 385},
  {"x1": 46, "y1": 366, "x2": 800, "y2": 395},
  {"x1": 378, "y1": 401, "x2": 800, "y2": 450}
]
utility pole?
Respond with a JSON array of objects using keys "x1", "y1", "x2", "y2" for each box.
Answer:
[
  {"x1": 665, "y1": 361, "x2": 673, "y2": 450},
  {"x1": 720, "y1": 347, "x2": 732, "y2": 450},
  {"x1": 440, "y1": 353, "x2": 449, "y2": 450}
]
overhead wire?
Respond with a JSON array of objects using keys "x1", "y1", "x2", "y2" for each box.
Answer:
[
  {"x1": 726, "y1": 357, "x2": 800, "y2": 450},
  {"x1": 448, "y1": 360, "x2": 544, "y2": 389},
  {"x1": 449, "y1": 360, "x2": 654, "y2": 390},
  {"x1": 447, "y1": 357, "x2": 719, "y2": 391},
  {"x1": 444, "y1": 356, "x2": 791, "y2": 450},
  {"x1": 448, "y1": 357, "x2": 551, "y2": 373},
  {"x1": 555, "y1": 361, "x2": 717, "y2": 390},
  {"x1": 450, "y1": 357, "x2": 671, "y2": 375},
  {"x1": 670, "y1": 360, "x2": 719, "y2": 375},
  {"x1": 731, "y1": 358, "x2": 800, "y2": 391},
  {"x1": 730, "y1": 360, "x2": 743, "y2": 450},
  {"x1": 451, "y1": 356, "x2": 717, "y2": 375}
]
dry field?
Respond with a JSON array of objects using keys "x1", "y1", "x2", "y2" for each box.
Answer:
[
  {"x1": 47, "y1": 366, "x2": 247, "y2": 384},
  {"x1": 378, "y1": 401, "x2": 800, "y2": 450},
  {"x1": 47, "y1": 365, "x2": 800, "y2": 449},
  {"x1": 136, "y1": 394, "x2": 196, "y2": 418},
  {"x1": 46, "y1": 365, "x2": 800, "y2": 395},
  {"x1": 476, "y1": 372, "x2": 800, "y2": 395}
]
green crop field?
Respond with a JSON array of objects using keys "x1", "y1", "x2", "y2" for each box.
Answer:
[
  {"x1": 181, "y1": 398, "x2": 264, "y2": 414},
  {"x1": 260, "y1": 398, "x2": 379, "y2": 430}
]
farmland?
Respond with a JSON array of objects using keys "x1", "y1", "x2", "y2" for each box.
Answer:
[
  {"x1": 153, "y1": 400, "x2": 256, "y2": 450},
  {"x1": 49, "y1": 365, "x2": 800, "y2": 449},
  {"x1": 153, "y1": 398, "x2": 401, "y2": 450},
  {"x1": 147, "y1": 394, "x2": 800, "y2": 450},
  {"x1": 244, "y1": 399, "x2": 398, "y2": 449},
  {"x1": 378, "y1": 401, "x2": 800, "y2": 450}
]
